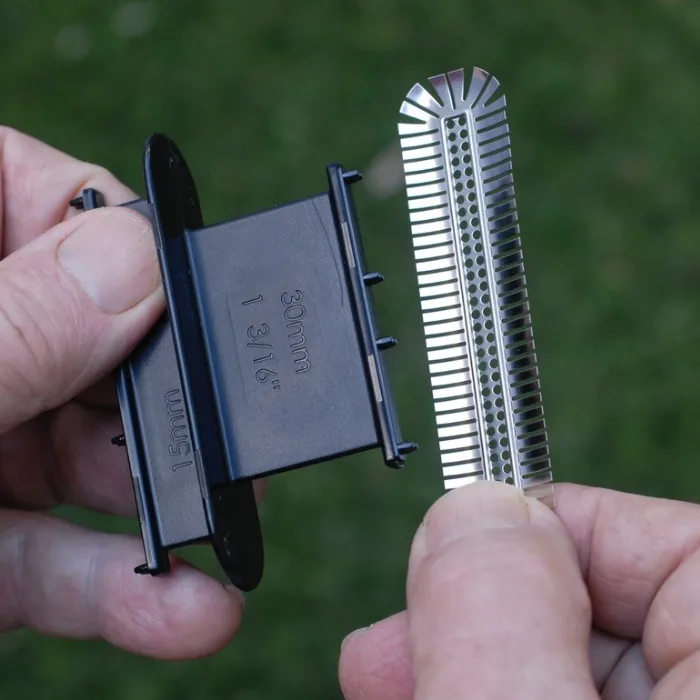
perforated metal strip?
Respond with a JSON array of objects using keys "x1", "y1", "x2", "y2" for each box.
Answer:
[{"x1": 398, "y1": 67, "x2": 554, "y2": 508}]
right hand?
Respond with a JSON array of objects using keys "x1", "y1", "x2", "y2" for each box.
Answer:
[{"x1": 340, "y1": 481, "x2": 700, "y2": 699}]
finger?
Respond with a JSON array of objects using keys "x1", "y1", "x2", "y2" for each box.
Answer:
[
  {"x1": 339, "y1": 612, "x2": 412, "y2": 700},
  {"x1": 50, "y1": 404, "x2": 137, "y2": 515},
  {"x1": 342, "y1": 484, "x2": 691, "y2": 700},
  {"x1": 0, "y1": 205, "x2": 163, "y2": 434},
  {"x1": 600, "y1": 642, "x2": 655, "y2": 700},
  {"x1": 589, "y1": 628, "x2": 635, "y2": 690},
  {"x1": 0, "y1": 510, "x2": 243, "y2": 659},
  {"x1": 644, "y1": 543, "x2": 700, "y2": 679},
  {"x1": 406, "y1": 482, "x2": 596, "y2": 700},
  {"x1": 554, "y1": 483, "x2": 700, "y2": 636},
  {"x1": 50, "y1": 402, "x2": 268, "y2": 514},
  {"x1": 0, "y1": 416, "x2": 56, "y2": 508},
  {"x1": 553, "y1": 483, "x2": 700, "y2": 678},
  {"x1": 339, "y1": 618, "x2": 646, "y2": 700},
  {"x1": 0, "y1": 126, "x2": 136, "y2": 255},
  {"x1": 0, "y1": 400, "x2": 269, "y2": 515},
  {"x1": 0, "y1": 406, "x2": 139, "y2": 514},
  {"x1": 651, "y1": 650, "x2": 700, "y2": 700}
]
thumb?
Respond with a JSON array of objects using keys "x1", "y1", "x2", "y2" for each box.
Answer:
[
  {"x1": 406, "y1": 482, "x2": 597, "y2": 700},
  {"x1": 0, "y1": 206, "x2": 163, "y2": 432}
]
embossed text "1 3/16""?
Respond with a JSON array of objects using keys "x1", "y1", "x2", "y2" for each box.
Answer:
[{"x1": 243, "y1": 295, "x2": 281, "y2": 391}]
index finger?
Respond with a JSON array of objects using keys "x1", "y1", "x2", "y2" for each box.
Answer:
[
  {"x1": 554, "y1": 483, "x2": 700, "y2": 678},
  {"x1": 554, "y1": 484, "x2": 700, "y2": 636},
  {"x1": 0, "y1": 127, "x2": 136, "y2": 255}
]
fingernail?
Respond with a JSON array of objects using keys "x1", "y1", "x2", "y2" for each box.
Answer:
[
  {"x1": 341, "y1": 626, "x2": 369, "y2": 651},
  {"x1": 413, "y1": 481, "x2": 536, "y2": 557},
  {"x1": 58, "y1": 209, "x2": 160, "y2": 314}
]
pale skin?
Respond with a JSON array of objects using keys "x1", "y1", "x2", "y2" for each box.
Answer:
[
  {"x1": 1, "y1": 129, "x2": 699, "y2": 697},
  {"x1": 339, "y1": 482, "x2": 700, "y2": 699},
  {"x1": 0, "y1": 127, "x2": 265, "y2": 659}
]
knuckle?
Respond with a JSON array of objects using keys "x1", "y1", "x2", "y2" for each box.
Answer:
[
  {"x1": 0, "y1": 263, "x2": 88, "y2": 415},
  {"x1": 0, "y1": 271, "x2": 52, "y2": 402},
  {"x1": 0, "y1": 512, "x2": 50, "y2": 631}
]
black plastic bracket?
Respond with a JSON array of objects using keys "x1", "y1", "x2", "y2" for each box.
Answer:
[{"x1": 72, "y1": 134, "x2": 415, "y2": 591}]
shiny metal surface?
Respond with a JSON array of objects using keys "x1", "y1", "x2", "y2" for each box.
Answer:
[{"x1": 398, "y1": 67, "x2": 554, "y2": 508}]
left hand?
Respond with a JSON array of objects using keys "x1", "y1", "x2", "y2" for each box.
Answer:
[{"x1": 0, "y1": 127, "x2": 261, "y2": 660}]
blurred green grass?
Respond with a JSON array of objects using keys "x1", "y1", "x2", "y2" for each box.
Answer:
[{"x1": 1, "y1": 0, "x2": 700, "y2": 697}]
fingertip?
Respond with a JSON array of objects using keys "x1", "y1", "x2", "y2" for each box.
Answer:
[
  {"x1": 339, "y1": 626, "x2": 369, "y2": 692},
  {"x1": 162, "y1": 560, "x2": 245, "y2": 658},
  {"x1": 98, "y1": 555, "x2": 244, "y2": 660},
  {"x1": 0, "y1": 512, "x2": 246, "y2": 661},
  {"x1": 339, "y1": 612, "x2": 413, "y2": 700}
]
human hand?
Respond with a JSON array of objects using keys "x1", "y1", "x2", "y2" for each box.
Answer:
[
  {"x1": 0, "y1": 127, "x2": 259, "y2": 660},
  {"x1": 340, "y1": 481, "x2": 700, "y2": 699}
]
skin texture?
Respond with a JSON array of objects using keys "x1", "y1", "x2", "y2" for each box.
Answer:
[
  {"x1": 3, "y1": 129, "x2": 698, "y2": 695},
  {"x1": 0, "y1": 127, "x2": 264, "y2": 660},
  {"x1": 339, "y1": 481, "x2": 700, "y2": 699}
]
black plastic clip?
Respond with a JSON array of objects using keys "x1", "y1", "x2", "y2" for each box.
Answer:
[{"x1": 72, "y1": 135, "x2": 415, "y2": 591}]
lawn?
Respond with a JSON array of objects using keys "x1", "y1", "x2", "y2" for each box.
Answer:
[{"x1": 1, "y1": 0, "x2": 699, "y2": 697}]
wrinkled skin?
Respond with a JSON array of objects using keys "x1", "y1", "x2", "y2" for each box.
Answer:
[
  {"x1": 0, "y1": 127, "x2": 263, "y2": 659},
  {"x1": 340, "y1": 481, "x2": 700, "y2": 699},
  {"x1": 3, "y1": 129, "x2": 699, "y2": 698}
]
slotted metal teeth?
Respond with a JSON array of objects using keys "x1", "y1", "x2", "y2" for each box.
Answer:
[{"x1": 398, "y1": 66, "x2": 554, "y2": 509}]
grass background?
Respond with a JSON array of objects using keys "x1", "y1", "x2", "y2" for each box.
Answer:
[{"x1": 1, "y1": 0, "x2": 700, "y2": 697}]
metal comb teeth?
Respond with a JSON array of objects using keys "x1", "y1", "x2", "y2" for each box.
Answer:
[{"x1": 398, "y1": 67, "x2": 554, "y2": 508}]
